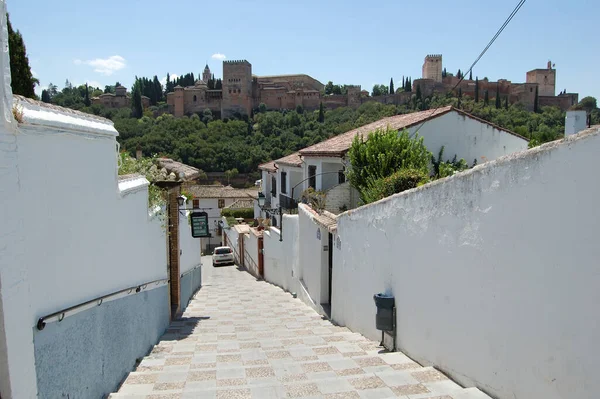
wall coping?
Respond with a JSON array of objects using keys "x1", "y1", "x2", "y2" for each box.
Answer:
[
  {"x1": 338, "y1": 125, "x2": 600, "y2": 221},
  {"x1": 118, "y1": 174, "x2": 150, "y2": 196},
  {"x1": 14, "y1": 95, "x2": 118, "y2": 137}
]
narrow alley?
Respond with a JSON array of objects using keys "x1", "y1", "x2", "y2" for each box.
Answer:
[{"x1": 111, "y1": 259, "x2": 489, "y2": 399}]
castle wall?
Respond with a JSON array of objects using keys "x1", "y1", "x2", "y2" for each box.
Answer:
[
  {"x1": 256, "y1": 75, "x2": 324, "y2": 92},
  {"x1": 539, "y1": 94, "x2": 578, "y2": 112}
]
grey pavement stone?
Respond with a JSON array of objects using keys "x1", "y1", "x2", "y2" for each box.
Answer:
[{"x1": 111, "y1": 262, "x2": 490, "y2": 399}]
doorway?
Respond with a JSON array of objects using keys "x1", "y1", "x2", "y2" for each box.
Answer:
[{"x1": 328, "y1": 232, "x2": 333, "y2": 305}]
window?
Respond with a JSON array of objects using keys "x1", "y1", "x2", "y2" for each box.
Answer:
[
  {"x1": 308, "y1": 165, "x2": 317, "y2": 189},
  {"x1": 281, "y1": 171, "x2": 287, "y2": 194},
  {"x1": 218, "y1": 199, "x2": 225, "y2": 208},
  {"x1": 193, "y1": 95, "x2": 197, "y2": 102},
  {"x1": 193, "y1": 199, "x2": 199, "y2": 209},
  {"x1": 215, "y1": 247, "x2": 232, "y2": 255},
  {"x1": 271, "y1": 176, "x2": 277, "y2": 196}
]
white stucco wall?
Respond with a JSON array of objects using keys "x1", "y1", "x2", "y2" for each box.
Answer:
[
  {"x1": 0, "y1": 93, "x2": 168, "y2": 397},
  {"x1": 263, "y1": 215, "x2": 300, "y2": 293},
  {"x1": 223, "y1": 223, "x2": 241, "y2": 263},
  {"x1": 244, "y1": 231, "x2": 261, "y2": 278},
  {"x1": 332, "y1": 127, "x2": 600, "y2": 399},
  {"x1": 298, "y1": 205, "x2": 329, "y2": 305},
  {"x1": 409, "y1": 110, "x2": 528, "y2": 165}
]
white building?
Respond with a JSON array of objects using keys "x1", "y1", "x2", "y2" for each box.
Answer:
[
  {"x1": 258, "y1": 106, "x2": 529, "y2": 216},
  {"x1": 186, "y1": 185, "x2": 258, "y2": 253}
]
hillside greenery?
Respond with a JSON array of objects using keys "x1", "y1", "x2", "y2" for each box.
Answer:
[{"x1": 40, "y1": 79, "x2": 599, "y2": 175}]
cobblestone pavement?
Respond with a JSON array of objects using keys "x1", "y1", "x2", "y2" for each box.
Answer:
[{"x1": 110, "y1": 261, "x2": 489, "y2": 399}]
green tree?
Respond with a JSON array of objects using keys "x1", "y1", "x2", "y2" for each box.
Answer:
[
  {"x1": 575, "y1": 96, "x2": 597, "y2": 112},
  {"x1": 84, "y1": 83, "x2": 91, "y2": 107},
  {"x1": 202, "y1": 108, "x2": 213, "y2": 124},
  {"x1": 469, "y1": 70, "x2": 472, "y2": 80},
  {"x1": 324, "y1": 81, "x2": 334, "y2": 95},
  {"x1": 7, "y1": 13, "x2": 37, "y2": 98},
  {"x1": 484, "y1": 90, "x2": 489, "y2": 106},
  {"x1": 504, "y1": 96, "x2": 509, "y2": 110},
  {"x1": 389, "y1": 78, "x2": 394, "y2": 94},
  {"x1": 474, "y1": 77, "x2": 479, "y2": 103},
  {"x1": 347, "y1": 127, "x2": 431, "y2": 202},
  {"x1": 132, "y1": 84, "x2": 143, "y2": 118},
  {"x1": 224, "y1": 168, "x2": 239, "y2": 185},
  {"x1": 442, "y1": 68, "x2": 447, "y2": 78},
  {"x1": 457, "y1": 69, "x2": 462, "y2": 79},
  {"x1": 495, "y1": 83, "x2": 501, "y2": 109},
  {"x1": 406, "y1": 77, "x2": 412, "y2": 92},
  {"x1": 296, "y1": 104, "x2": 304, "y2": 114},
  {"x1": 534, "y1": 86, "x2": 539, "y2": 113},
  {"x1": 457, "y1": 88, "x2": 462, "y2": 108},
  {"x1": 318, "y1": 102, "x2": 325, "y2": 123},
  {"x1": 41, "y1": 90, "x2": 51, "y2": 103},
  {"x1": 416, "y1": 84, "x2": 422, "y2": 101},
  {"x1": 258, "y1": 103, "x2": 267, "y2": 113}
]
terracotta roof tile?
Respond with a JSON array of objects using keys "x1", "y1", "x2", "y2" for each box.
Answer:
[
  {"x1": 258, "y1": 160, "x2": 277, "y2": 172},
  {"x1": 156, "y1": 158, "x2": 202, "y2": 181},
  {"x1": 299, "y1": 107, "x2": 453, "y2": 157},
  {"x1": 276, "y1": 152, "x2": 303, "y2": 167},
  {"x1": 187, "y1": 185, "x2": 258, "y2": 199}
]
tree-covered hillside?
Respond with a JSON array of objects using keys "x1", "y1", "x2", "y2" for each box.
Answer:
[{"x1": 39, "y1": 79, "x2": 600, "y2": 175}]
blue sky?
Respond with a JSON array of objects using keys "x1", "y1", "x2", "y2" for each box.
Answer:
[{"x1": 9, "y1": 0, "x2": 599, "y2": 101}]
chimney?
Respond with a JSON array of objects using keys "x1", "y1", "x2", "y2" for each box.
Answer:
[
  {"x1": 135, "y1": 146, "x2": 142, "y2": 160},
  {"x1": 565, "y1": 110, "x2": 587, "y2": 136}
]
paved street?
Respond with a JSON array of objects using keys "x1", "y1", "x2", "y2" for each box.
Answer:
[{"x1": 110, "y1": 257, "x2": 489, "y2": 399}]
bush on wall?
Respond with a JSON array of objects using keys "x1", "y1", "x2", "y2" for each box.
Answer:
[{"x1": 221, "y1": 208, "x2": 254, "y2": 219}]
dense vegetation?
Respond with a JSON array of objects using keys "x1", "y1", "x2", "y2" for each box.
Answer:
[
  {"x1": 7, "y1": 13, "x2": 37, "y2": 98},
  {"x1": 35, "y1": 77, "x2": 600, "y2": 177}
]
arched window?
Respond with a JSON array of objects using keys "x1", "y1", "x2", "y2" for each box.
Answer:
[{"x1": 193, "y1": 95, "x2": 197, "y2": 102}]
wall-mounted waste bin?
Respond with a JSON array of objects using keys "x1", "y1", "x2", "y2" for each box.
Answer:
[{"x1": 373, "y1": 293, "x2": 395, "y2": 331}]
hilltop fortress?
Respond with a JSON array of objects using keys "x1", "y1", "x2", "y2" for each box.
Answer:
[{"x1": 166, "y1": 56, "x2": 578, "y2": 118}]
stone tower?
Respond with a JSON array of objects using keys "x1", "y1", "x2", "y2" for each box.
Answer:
[
  {"x1": 346, "y1": 85, "x2": 362, "y2": 108},
  {"x1": 173, "y1": 85, "x2": 185, "y2": 117},
  {"x1": 221, "y1": 60, "x2": 252, "y2": 118},
  {"x1": 526, "y1": 61, "x2": 556, "y2": 97},
  {"x1": 422, "y1": 54, "x2": 443, "y2": 82},
  {"x1": 202, "y1": 64, "x2": 211, "y2": 83}
]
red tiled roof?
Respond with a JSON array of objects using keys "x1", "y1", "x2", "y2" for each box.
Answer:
[
  {"x1": 276, "y1": 152, "x2": 303, "y2": 167},
  {"x1": 258, "y1": 152, "x2": 302, "y2": 172},
  {"x1": 298, "y1": 107, "x2": 527, "y2": 157},
  {"x1": 299, "y1": 107, "x2": 453, "y2": 157}
]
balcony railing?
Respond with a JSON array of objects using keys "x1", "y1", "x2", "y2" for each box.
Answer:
[{"x1": 279, "y1": 193, "x2": 297, "y2": 210}]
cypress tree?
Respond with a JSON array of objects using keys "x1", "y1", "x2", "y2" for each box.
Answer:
[
  {"x1": 457, "y1": 69, "x2": 462, "y2": 79},
  {"x1": 7, "y1": 13, "x2": 37, "y2": 98},
  {"x1": 153, "y1": 76, "x2": 162, "y2": 103},
  {"x1": 495, "y1": 83, "x2": 501, "y2": 109},
  {"x1": 458, "y1": 88, "x2": 462, "y2": 108},
  {"x1": 474, "y1": 77, "x2": 479, "y2": 103},
  {"x1": 41, "y1": 89, "x2": 50, "y2": 103},
  {"x1": 469, "y1": 70, "x2": 472, "y2": 80},
  {"x1": 132, "y1": 84, "x2": 143, "y2": 118},
  {"x1": 504, "y1": 95, "x2": 509, "y2": 110},
  {"x1": 84, "y1": 83, "x2": 91, "y2": 106},
  {"x1": 389, "y1": 78, "x2": 394, "y2": 94},
  {"x1": 442, "y1": 68, "x2": 447, "y2": 78},
  {"x1": 407, "y1": 77, "x2": 412, "y2": 92},
  {"x1": 484, "y1": 90, "x2": 489, "y2": 106},
  {"x1": 534, "y1": 86, "x2": 539, "y2": 113},
  {"x1": 416, "y1": 84, "x2": 422, "y2": 100},
  {"x1": 318, "y1": 102, "x2": 325, "y2": 123}
]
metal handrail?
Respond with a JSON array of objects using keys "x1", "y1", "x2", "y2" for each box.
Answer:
[
  {"x1": 36, "y1": 277, "x2": 169, "y2": 331},
  {"x1": 180, "y1": 264, "x2": 201, "y2": 278}
]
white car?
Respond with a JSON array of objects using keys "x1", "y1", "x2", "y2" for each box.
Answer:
[{"x1": 213, "y1": 246, "x2": 234, "y2": 267}]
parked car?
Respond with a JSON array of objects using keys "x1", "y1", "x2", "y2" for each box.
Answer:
[{"x1": 213, "y1": 246, "x2": 234, "y2": 267}]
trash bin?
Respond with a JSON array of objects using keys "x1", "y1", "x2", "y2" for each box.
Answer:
[{"x1": 373, "y1": 293, "x2": 395, "y2": 331}]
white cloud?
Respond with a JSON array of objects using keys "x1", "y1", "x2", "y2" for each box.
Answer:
[
  {"x1": 160, "y1": 74, "x2": 179, "y2": 86},
  {"x1": 211, "y1": 53, "x2": 226, "y2": 60},
  {"x1": 74, "y1": 55, "x2": 126, "y2": 76}
]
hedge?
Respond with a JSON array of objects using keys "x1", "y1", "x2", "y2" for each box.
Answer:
[
  {"x1": 362, "y1": 168, "x2": 429, "y2": 204},
  {"x1": 221, "y1": 208, "x2": 254, "y2": 219}
]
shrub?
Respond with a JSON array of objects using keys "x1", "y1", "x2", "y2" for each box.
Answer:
[
  {"x1": 221, "y1": 208, "x2": 254, "y2": 219},
  {"x1": 362, "y1": 168, "x2": 429, "y2": 204}
]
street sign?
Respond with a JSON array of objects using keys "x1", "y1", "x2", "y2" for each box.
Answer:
[{"x1": 190, "y1": 212, "x2": 210, "y2": 238}]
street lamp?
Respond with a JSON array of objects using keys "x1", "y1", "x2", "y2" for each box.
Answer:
[{"x1": 257, "y1": 193, "x2": 283, "y2": 242}]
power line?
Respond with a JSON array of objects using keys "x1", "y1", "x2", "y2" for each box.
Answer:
[{"x1": 411, "y1": 0, "x2": 527, "y2": 136}]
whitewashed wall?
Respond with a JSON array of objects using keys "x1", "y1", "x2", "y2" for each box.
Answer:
[
  {"x1": 0, "y1": 93, "x2": 169, "y2": 397},
  {"x1": 223, "y1": 222, "x2": 241, "y2": 263},
  {"x1": 409, "y1": 110, "x2": 528, "y2": 165},
  {"x1": 298, "y1": 205, "x2": 329, "y2": 305},
  {"x1": 332, "y1": 127, "x2": 600, "y2": 399},
  {"x1": 263, "y1": 215, "x2": 300, "y2": 292},
  {"x1": 244, "y1": 230, "x2": 261, "y2": 278}
]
